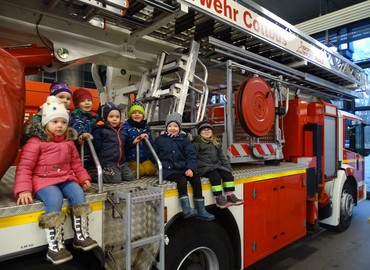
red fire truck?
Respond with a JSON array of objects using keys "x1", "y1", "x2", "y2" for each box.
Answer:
[{"x1": 0, "y1": 0, "x2": 368, "y2": 269}]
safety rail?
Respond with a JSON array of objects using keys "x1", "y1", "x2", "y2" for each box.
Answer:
[
  {"x1": 136, "y1": 138, "x2": 163, "y2": 184},
  {"x1": 81, "y1": 135, "x2": 163, "y2": 188},
  {"x1": 80, "y1": 138, "x2": 104, "y2": 193}
]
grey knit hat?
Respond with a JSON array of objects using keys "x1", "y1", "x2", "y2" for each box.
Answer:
[
  {"x1": 197, "y1": 121, "x2": 213, "y2": 135},
  {"x1": 165, "y1": 112, "x2": 182, "y2": 129}
]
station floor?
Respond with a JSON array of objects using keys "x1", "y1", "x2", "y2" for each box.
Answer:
[{"x1": 246, "y1": 198, "x2": 370, "y2": 270}]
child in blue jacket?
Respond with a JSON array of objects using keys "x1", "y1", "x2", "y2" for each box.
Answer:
[
  {"x1": 153, "y1": 112, "x2": 214, "y2": 221},
  {"x1": 123, "y1": 102, "x2": 157, "y2": 177},
  {"x1": 92, "y1": 103, "x2": 134, "y2": 183}
]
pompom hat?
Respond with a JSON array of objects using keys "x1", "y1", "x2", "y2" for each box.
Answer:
[
  {"x1": 197, "y1": 121, "x2": 213, "y2": 135},
  {"x1": 165, "y1": 112, "x2": 182, "y2": 129},
  {"x1": 41, "y1": 96, "x2": 69, "y2": 126},
  {"x1": 103, "y1": 102, "x2": 121, "y2": 121},
  {"x1": 128, "y1": 103, "x2": 145, "y2": 117},
  {"x1": 49, "y1": 82, "x2": 72, "y2": 96},
  {"x1": 73, "y1": 88, "x2": 93, "y2": 107}
]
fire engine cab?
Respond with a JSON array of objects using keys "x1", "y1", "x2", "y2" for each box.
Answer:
[{"x1": 0, "y1": 0, "x2": 368, "y2": 269}]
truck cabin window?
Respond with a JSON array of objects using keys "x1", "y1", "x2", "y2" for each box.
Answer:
[{"x1": 345, "y1": 119, "x2": 364, "y2": 155}]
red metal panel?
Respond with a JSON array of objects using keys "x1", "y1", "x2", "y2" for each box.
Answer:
[
  {"x1": 281, "y1": 98, "x2": 308, "y2": 161},
  {"x1": 0, "y1": 48, "x2": 25, "y2": 179},
  {"x1": 243, "y1": 173, "x2": 307, "y2": 268},
  {"x1": 277, "y1": 174, "x2": 307, "y2": 246},
  {"x1": 25, "y1": 81, "x2": 100, "y2": 112},
  {"x1": 243, "y1": 180, "x2": 278, "y2": 267}
]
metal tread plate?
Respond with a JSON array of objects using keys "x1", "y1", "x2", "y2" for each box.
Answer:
[{"x1": 0, "y1": 161, "x2": 306, "y2": 218}]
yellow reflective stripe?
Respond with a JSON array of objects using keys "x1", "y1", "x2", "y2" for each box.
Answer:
[
  {"x1": 164, "y1": 169, "x2": 305, "y2": 198},
  {"x1": 235, "y1": 169, "x2": 306, "y2": 184},
  {"x1": 223, "y1": 182, "x2": 234, "y2": 188},
  {"x1": 343, "y1": 158, "x2": 363, "y2": 164},
  {"x1": 0, "y1": 201, "x2": 103, "y2": 229},
  {"x1": 211, "y1": 185, "x2": 223, "y2": 192},
  {"x1": 164, "y1": 183, "x2": 212, "y2": 198}
]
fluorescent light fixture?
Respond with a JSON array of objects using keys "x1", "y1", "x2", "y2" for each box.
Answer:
[{"x1": 295, "y1": 1, "x2": 370, "y2": 35}]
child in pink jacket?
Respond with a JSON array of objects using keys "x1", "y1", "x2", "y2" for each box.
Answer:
[{"x1": 14, "y1": 96, "x2": 98, "y2": 265}]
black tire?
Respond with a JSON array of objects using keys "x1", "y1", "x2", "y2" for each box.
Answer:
[
  {"x1": 334, "y1": 181, "x2": 354, "y2": 232},
  {"x1": 165, "y1": 220, "x2": 234, "y2": 270}
]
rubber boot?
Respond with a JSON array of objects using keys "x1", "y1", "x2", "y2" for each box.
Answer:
[
  {"x1": 194, "y1": 197, "x2": 215, "y2": 221},
  {"x1": 70, "y1": 203, "x2": 99, "y2": 251},
  {"x1": 39, "y1": 212, "x2": 73, "y2": 265},
  {"x1": 179, "y1": 196, "x2": 198, "y2": 218}
]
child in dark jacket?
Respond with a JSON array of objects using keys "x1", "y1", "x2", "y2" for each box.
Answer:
[
  {"x1": 123, "y1": 102, "x2": 157, "y2": 177},
  {"x1": 153, "y1": 112, "x2": 214, "y2": 220},
  {"x1": 70, "y1": 88, "x2": 100, "y2": 168},
  {"x1": 92, "y1": 102, "x2": 134, "y2": 183},
  {"x1": 193, "y1": 121, "x2": 243, "y2": 208},
  {"x1": 70, "y1": 87, "x2": 100, "y2": 143}
]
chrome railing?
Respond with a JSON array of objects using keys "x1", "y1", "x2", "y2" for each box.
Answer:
[
  {"x1": 84, "y1": 138, "x2": 103, "y2": 193},
  {"x1": 136, "y1": 138, "x2": 163, "y2": 184}
]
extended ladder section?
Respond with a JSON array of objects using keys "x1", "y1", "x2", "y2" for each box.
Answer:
[
  {"x1": 112, "y1": 187, "x2": 165, "y2": 270},
  {"x1": 136, "y1": 40, "x2": 209, "y2": 127},
  {"x1": 1, "y1": 0, "x2": 366, "y2": 99}
]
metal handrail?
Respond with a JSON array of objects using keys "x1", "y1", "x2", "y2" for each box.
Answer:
[
  {"x1": 135, "y1": 137, "x2": 163, "y2": 184},
  {"x1": 85, "y1": 137, "x2": 103, "y2": 193}
]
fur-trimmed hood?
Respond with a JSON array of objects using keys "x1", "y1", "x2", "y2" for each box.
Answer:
[{"x1": 25, "y1": 121, "x2": 78, "y2": 141}]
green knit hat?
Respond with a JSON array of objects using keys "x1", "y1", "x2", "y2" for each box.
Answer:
[{"x1": 128, "y1": 103, "x2": 145, "y2": 117}]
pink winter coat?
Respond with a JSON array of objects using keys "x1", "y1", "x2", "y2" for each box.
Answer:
[{"x1": 14, "y1": 122, "x2": 90, "y2": 198}]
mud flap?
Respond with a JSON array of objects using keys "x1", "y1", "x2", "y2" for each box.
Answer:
[{"x1": 0, "y1": 48, "x2": 25, "y2": 179}]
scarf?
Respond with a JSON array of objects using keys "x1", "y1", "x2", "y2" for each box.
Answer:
[
  {"x1": 127, "y1": 118, "x2": 147, "y2": 129},
  {"x1": 165, "y1": 131, "x2": 179, "y2": 138}
]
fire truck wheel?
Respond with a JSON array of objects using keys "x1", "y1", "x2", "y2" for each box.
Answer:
[
  {"x1": 165, "y1": 220, "x2": 234, "y2": 270},
  {"x1": 335, "y1": 181, "x2": 354, "y2": 232}
]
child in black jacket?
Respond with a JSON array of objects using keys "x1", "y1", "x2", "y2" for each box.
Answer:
[{"x1": 193, "y1": 121, "x2": 243, "y2": 208}]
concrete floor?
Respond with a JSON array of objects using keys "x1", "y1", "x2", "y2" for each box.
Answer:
[{"x1": 246, "y1": 199, "x2": 370, "y2": 270}]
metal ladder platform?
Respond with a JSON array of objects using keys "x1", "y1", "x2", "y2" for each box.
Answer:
[{"x1": 113, "y1": 186, "x2": 165, "y2": 270}]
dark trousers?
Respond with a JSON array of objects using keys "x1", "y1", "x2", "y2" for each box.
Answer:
[
  {"x1": 167, "y1": 173, "x2": 203, "y2": 199},
  {"x1": 203, "y1": 169, "x2": 234, "y2": 196}
]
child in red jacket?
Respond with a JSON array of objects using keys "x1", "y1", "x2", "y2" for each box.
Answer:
[{"x1": 15, "y1": 96, "x2": 98, "y2": 265}]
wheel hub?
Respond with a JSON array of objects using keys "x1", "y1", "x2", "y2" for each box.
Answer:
[{"x1": 341, "y1": 192, "x2": 354, "y2": 218}]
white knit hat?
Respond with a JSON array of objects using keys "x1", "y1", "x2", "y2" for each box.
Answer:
[{"x1": 41, "y1": 96, "x2": 69, "y2": 126}]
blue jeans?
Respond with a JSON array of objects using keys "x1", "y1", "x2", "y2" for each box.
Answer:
[{"x1": 35, "y1": 181, "x2": 86, "y2": 213}]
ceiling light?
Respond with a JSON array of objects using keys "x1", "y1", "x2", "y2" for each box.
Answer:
[{"x1": 295, "y1": 1, "x2": 370, "y2": 35}]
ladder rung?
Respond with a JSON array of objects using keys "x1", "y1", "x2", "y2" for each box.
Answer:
[
  {"x1": 114, "y1": 189, "x2": 162, "y2": 203},
  {"x1": 131, "y1": 235, "x2": 163, "y2": 249}
]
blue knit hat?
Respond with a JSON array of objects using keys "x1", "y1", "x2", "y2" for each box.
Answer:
[{"x1": 103, "y1": 102, "x2": 121, "y2": 120}]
